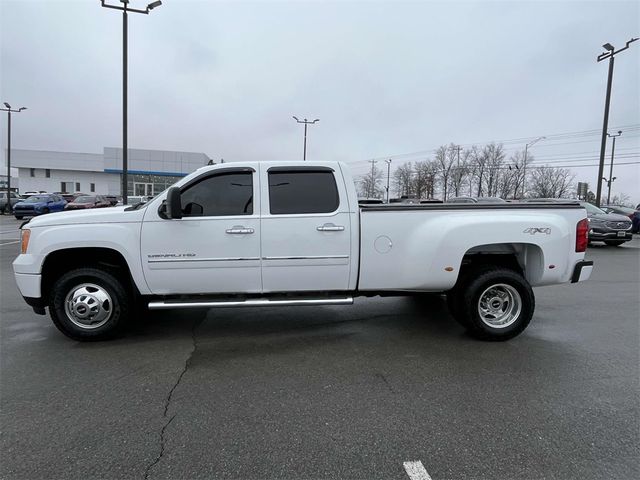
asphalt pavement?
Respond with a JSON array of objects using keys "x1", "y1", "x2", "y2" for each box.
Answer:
[{"x1": 1, "y1": 214, "x2": 638, "y2": 480}]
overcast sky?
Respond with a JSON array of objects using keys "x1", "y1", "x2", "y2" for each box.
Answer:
[{"x1": 1, "y1": 0, "x2": 639, "y2": 203}]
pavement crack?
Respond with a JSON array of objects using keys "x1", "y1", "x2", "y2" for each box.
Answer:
[
  {"x1": 143, "y1": 317, "x2": 204, "y2": 480},
  {"x1": 375, "y1": 372, "x2": 397, "y2": 394}
]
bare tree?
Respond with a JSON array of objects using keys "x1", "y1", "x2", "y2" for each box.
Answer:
[
  {"x1": 480, "y1": 143, "x2": 506, "y2": 197},
  {"x1": 413, "y1": 160, "x2": 438, "y2": 199},
  {"x1": 393, "y1": 162, "x2": 414, "y2": 197},
  {"x1": 528, "y1": 166, "x2": 575, "y2": 198},
  {"x1": 358, "y1": 162, "x2": 384, "y2": 198},
  {"x1": 434, "y1": 144, "x2": 458, "y2": 200},
  {"x1": 610, "y1": 192, "x2": 631, "y2": 206}
]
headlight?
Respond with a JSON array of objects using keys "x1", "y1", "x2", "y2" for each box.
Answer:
[{"x1": 21, "y1": 229, "x2": 31, "y2": 254}]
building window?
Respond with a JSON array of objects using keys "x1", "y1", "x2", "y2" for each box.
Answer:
[
  {"x1": 45, "y1": 169, "x2": 51, "y2": 178},
  {"x1": 90, "y1": 183, "x2": 95, "y2": 193},
  {"x1": 61, "y1": 182, "x2": 73, "y2": 193},
  {"x1": 30, "y1": 168, "x2": 35, "y2": 177},
  {"x1": 75, "y1": 182, "x2": 81, "y2": 192}
]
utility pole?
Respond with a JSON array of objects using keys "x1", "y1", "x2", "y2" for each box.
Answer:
[
  {"x1": 1, "y1": 103, "x2": 27, "y2": 214},
  {"x1": 384, "y1": 159, "x2": 391, "y2": 203},
  {"x1": 595, "y1": 38, "x2": 638, "y2": 207},
  {"x1": 603, "y1": 130, "x2": 622, "y2": 205},
  {"x1": 522, "y1": 136, "x2": 545, "y2": 199},
  {"x1": 100, "y1": 0, "x2": 163, "y2": 206},
  {"x1": 292, "y1": 116, "x2": 319, "y2": 161}
]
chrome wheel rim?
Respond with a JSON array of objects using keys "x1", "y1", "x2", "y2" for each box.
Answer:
[
  {"x1": 477, "y1": 283, "x2": 522, "y2": 329},
  {"x1": 64, "y1": 283, "x2": 113, "y2": 330}
]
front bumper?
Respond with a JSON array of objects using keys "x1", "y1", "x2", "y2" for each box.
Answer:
[
  {"x1": 589, "y1": 229, "x2": 632, "y2": 241},
  {"x1": 571, "y1": 260, "x2": 594, "y2": 283},
  {"x1": 15, "y1": 272, "x2": 42, "y2": 298}
]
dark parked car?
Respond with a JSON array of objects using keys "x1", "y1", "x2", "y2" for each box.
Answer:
[
  {"x1": 64, "y1": 195, "x2": 111, "y2": 210},
  {"x1": 104, "y1": 195, "x2": 120, "y2": 206},
  {"x1": 448, "y1": 196, "x2": 506, "y2": 204},
  {"x1": 0, "y1": 192, "x2": 23, "y2": 214},
  {"x1": 601, "y1": 205, "x2": 640, "y2": 233},
  {"x1": 582, "y1": 202, "x2": 633, "y2": 246},
  {"x1": 13, "y1": 194, "x2": 67, "y2": 219}
]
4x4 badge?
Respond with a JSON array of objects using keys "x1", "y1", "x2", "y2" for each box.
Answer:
[{"x1": 523, "y1": 227, "x2": 551, "y2": 235}]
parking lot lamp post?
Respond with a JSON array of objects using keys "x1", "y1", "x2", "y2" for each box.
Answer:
[
  {"x1": 596, "y1": 38, "x2": 638, "y2": 207},
  {"x1": 521, "y1": 136, "x2": 545, "y2": 199},
  {"x1": 99, "y1": 0, "x2": 162, "y2": 206},
  {"x1": 292, "y1": 116, "x2": 319, "y2": 161},
  {"x1": 603, "y1": 130, "x2": 622, "y2": 206},
  {"x1": 1, "y1": 103, "x2": 27, "y2": 214}
]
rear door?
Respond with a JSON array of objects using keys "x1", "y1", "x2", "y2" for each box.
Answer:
[{"x1": 260, "y1": 165, "x2": 352, "y2": 292}]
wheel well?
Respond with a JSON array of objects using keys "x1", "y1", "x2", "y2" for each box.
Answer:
[
  {"x1": 41, "y1": 248, "x2": 136, "y2": 301},
  {"x1": 460, "y1": 243, "x2": 544, "y2": 284}
]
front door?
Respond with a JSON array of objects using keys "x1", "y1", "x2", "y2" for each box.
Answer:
[
  {"x1": 259, "y1": 165, "x2": 352, "y2": 293},
  {"x1": 140, "y1": 166, "x2": 262, "y2": 295}
]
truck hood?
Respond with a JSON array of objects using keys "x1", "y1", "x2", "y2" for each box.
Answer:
[{"x1": 26, "y1": 205, "x2": 147, "y2": 228}]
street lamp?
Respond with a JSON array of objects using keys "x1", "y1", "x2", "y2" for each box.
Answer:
[
  {"x1": 595, "y1": 37, "x2": 638, "y2": 207},
  {"x1": 292, "y1": 116, "x2": 319, "y2": 161},
  {"x1": 521, "y1": 136, "x2": 545, "y2": 198},
  {"x1": 603, "y1": 130, "x2": 622, "y2": 206},
  {"x1": 99, "y1": 0, "x2": 163, "y2": 205},
  {"x1": 1, "y1": 103, "x2": 27, "y2": 214}
]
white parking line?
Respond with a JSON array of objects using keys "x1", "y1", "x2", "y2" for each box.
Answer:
[
  {"x1": 404, "y1": 461, "x2": 433, "y2": 480},
  {"x1": 0, "y1": 240, "x2": 19, "y2": 246}
]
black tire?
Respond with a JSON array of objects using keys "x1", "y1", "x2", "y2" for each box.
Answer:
[
  {"x1": 604, "y1": 240, "x2": 625, "y2": 246},
  {"x1": 14, "y1": 215, "x2": 23, "y2": 220},
  {"x1": 457, "y1": 268, "x2": 534, "y2": 341},
  {"x1": 446, "y1": 265, "x2": 491, "y2": 328},
  {"x1": 49, "y1": 268, "x2": 130, "y2": 341}
]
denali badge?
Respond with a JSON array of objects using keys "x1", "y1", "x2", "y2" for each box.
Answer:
[
  {"x1": 523, "y1": 227, "x2": 551, "y2": 235},
  {"x1": 147, "y1": 253, "x2": 197, "y2": 259}
]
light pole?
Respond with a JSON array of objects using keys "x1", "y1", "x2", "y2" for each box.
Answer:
[
  {"x1": 595, "y1": 37, "x2": 638, "y2": 207},
  {"x1": 384, "y1": 159, "x2": 391, "y2": 203},
  {"x1": 100, "y1": 0, "x2": 163, "y2": 205},
  {"x1": 292, "y1": 116, "x2": 319, "y2": 161},
  {"x1": 521, "y1": 136, "x2": 545, "y2": 198},
  {"x1": 603, "y1": 130, "x2": 622, "y2": 206},
  {"x1": 1, "y1": 103, "x2": 27, "y2": 214}
]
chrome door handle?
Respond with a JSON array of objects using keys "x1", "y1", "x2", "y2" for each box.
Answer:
[
  {"x1": 317, "y1": 223, "x2": 345, "y2": 232},
  {"x1": 226, "y1": 227, "x2": 255, "y2": 234}
]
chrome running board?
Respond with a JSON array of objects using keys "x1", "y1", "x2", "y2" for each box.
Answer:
[{"x1": 147, "y1": 296, "x2": 354, "y2": 310}]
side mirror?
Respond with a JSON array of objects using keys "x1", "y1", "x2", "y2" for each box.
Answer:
[{"x1": 165, "y1": 186, "x2": 183, "y2": 219}]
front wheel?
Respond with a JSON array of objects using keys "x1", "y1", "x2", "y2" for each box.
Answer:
[
  {"x1": 14, "y1": 215, "x2": 23, "y2": 220},
  {"x1": 49, "y1": 268, "x2": 130, "y2": 341},
  {"x1": 458, "y1": 268, "x2": 535, "y2": 341},
  {"x1": 604, "y1": 240, "x2": 625, "y2": 246}
]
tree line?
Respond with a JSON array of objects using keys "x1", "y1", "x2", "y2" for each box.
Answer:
[{"x1": 358, "y1": 142, "x2": 575, "y2": 201}]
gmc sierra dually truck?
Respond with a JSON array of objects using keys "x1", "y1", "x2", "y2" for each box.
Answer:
[{"x1": 13, "y1": 161, "x2": 593, "y2": 341}]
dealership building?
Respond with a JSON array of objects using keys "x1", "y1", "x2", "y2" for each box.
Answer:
[{"x1": 10, "y1": 147, "x2": 214, "y2": 197}]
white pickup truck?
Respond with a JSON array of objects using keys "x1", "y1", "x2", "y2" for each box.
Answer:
[{"x1": 13, "y1": 161, "x2": 593, "y2": 342}]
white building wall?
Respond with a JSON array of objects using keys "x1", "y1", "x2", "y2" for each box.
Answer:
[
  {"x1": 17, "y1": 168, "x2": 118, "y2": 195},
  {"x1": 10, "y1": 147, "x2": 213, "y2": 196}
]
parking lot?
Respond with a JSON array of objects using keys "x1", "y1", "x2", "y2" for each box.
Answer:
[{"x1": 0, "y1": 214, "x2": 638, "y2": 480}]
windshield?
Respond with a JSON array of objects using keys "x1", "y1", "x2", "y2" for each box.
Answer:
[
  {"x1": 24, "y1": 196, "x2": 49, "y2": 203},
  {"x1": 73, "y1": 196, "x2": 96, "y2": 203},
  {"x1": 582, "y1": 202, "x2": 605, "y2": 215}
]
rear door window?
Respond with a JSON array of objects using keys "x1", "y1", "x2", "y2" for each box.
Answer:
[{"x1": 268, "y1": 170, "x2": 339, "y2": 214}]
